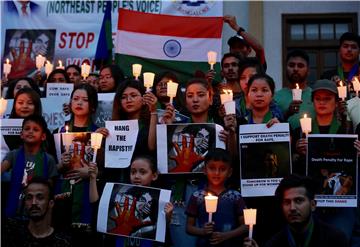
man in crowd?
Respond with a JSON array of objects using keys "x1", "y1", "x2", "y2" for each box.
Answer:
[
  {"x1": 274, "y1": 49, "x2": 314, "y2": 130},
  {"x1": 244, "y1": 174, "x2": 349, "y2": 247},
  {"x1": 3, "y1": 176, "x2": 70, "y2": 247}
]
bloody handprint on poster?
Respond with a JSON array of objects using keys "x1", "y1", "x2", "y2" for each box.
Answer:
[
  {"x1": 156, "y1": 123, "x2": 225, "y2": 174},
  {"x1": 97, "y1": 183, "x2": 171, "y2": 242}
]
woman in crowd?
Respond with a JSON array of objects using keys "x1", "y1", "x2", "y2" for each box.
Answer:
[
  {"x1": 5, "y1": 77, "x2": 41, "y2": 99},
  {"x1": 99, "y1": 64, "x2": 125, "y2": 93},
  {"x1": 65, "y1": 64, "x2": 82, "y2": 85}
]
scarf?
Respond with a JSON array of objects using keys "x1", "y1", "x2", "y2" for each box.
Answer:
[
  {"x1": 312, "y1": 116, "x2": 341, "y2": 134},
  {"x1": 6, "y1": 147, "x2": 48, "y2": 217}
]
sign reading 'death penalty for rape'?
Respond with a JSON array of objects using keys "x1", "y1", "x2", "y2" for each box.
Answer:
[
  {"x1": 307, "y1": 134, "x2": 358, "y2": 207},
  {"x1": 105, "y1": 120, "x2": 138, "y2": 168},
  {"x1": 157, "y1": 123, "x2": 225, "y2": 174},
  {"x1": 239, "y1": 123, "x2": 292, "y2": 197}
]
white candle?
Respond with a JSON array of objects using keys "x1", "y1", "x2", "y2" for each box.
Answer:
[
  {"x1": 243, "y1": 208, "x2": 257, "y2": 240},
  {"x1": 91, "y1": 133, "x2": 103, "y2": 162},
  {"x1": 56, "y1": 60, "x2": 64, "y2": 70},
  {"x1": 337, "y1": 80, "x2": 347, "y2": 100},
  {"x1": 352, "y1": 76, "x2": 360, "y2": 95},
  {"x1": 292, "y1": 83, "x2": 302, "y2": 101},
  {"x1": 81, "y1": 63, "x2": 91, "y2": 80},
  {"x1": 205, "y1": 194, "x2": 218, "y2": 222},
  {"x1": 132, "y1": 64, "x2": 142, "y2": 80},
  {"x1": 143, "y1": 72, "x2": 155, "y2": 92},
  {"x1": 300, "y1": 114, "x2": 312, "y2": 136},
  {"x1": 220, "y1": 89, "x2": 233, "y2": 105},
  {"x1": 207, "y1": 51, "x2": 217, "y2": 70},
  {"x1": 45, "y1": 60, "x2": 53, "y2": 78},
  {"x1": 0, "y1": 97, "x2": 8, "y2": 116},
  {"x1": 36, "y1": 55, "x2": 46, "y2": 71},
  {"x1": 62, "y1": 125, "x2": 73, "y2": 152},
  {"x1": 3, "y1": 59, "x2": 11, "y2": 78},
  {"x1": 167, "y1": 80, "x2": 178, "y2": 104}
]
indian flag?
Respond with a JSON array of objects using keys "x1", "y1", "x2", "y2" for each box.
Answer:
[{"x1": 115, "y1": 8, "x2": 223, "y2": 84}]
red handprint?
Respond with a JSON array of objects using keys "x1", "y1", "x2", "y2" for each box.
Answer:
[
  {"x1": 169, "y1": 135, "x2": 204, "y2": 173},
  {"x1": 109, "y1": 196, "x2": 152, "y2": 235},
  {"x1": 8, "y1": 41, "x2": 36, "y2": 79}
]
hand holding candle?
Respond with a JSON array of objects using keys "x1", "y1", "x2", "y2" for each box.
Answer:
[
  {"x1": 91, "y1": 133, "x2": 103, "y2": 163},
  {"x1": 3, "y1": 59, "x2": 12, "y2": 79},
  {"x1": 207, "y1": 51, "x2": 217, "y2": 70},
  {"x1": 167, "y1": 80, "x2": 178, "y2": 104},
  {"x1": 143, "y1": 72, "x2": 155, "y2": 92},
  {"x1": 36, "y1": 55, "x2": 46, "y2": 71},
  {"x1": 205, "y1": 194, "x2": 218, "y2": 223},
  {"x1": 300, "y1": 114, "x2": 312, "y2": 136},
  {"x1": 292, "y1": 83, "x2": 302, "y2": 101},
  {"x1": 132, "y1": 64, "x2": 142, "y2": 80},
  {"x1": 243, "y1": 208, "x2": 257, "y2": 240},
  {"x1": 337, "y1": 80, "x2": 347, "y2": 100}
]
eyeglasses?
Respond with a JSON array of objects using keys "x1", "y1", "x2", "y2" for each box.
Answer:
[{"x1": 121, "y1": 94, "x2": 141, "y2": 101}]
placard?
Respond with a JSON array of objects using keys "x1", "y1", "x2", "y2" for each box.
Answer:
[
  {"x1": 46, "y1": 83, "x2": 74, "y2": 98},
  {"x1": 239, "y1": 123, "x2": 292, "y2": 197},
  {"x1": 94, "y1": 93, "x2": 115, "y2": 127},
  {"x1": 97, "y1": 182, "x2": 171, "y2": 243},
  {"x1": 307, "y1": 134, "x2": 358, "y2": 207},
  {"x1": 156, "y1": 123, "x2": 225, "y2": 173}
]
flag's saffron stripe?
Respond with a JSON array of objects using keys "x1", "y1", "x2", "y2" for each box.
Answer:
[{"x1": 118, "y1": 9, "x2": 222, "y2": 38}]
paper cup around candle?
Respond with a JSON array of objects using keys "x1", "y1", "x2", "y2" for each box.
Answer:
[
  {"x1": 3, "y1": 59, "x2": 11, "y2": 76},
  {"x1": 81, "y1": 63, "x2": 90, "y2": 79},
  {"x1": 205, "y1": 195, "x2": 218, "y2": 213},
  {"x1": 0, "y1": 98, "x2": 8, "y2": 116},
  {"x1": 352, "y1": 77, "x2": 360, "y2": 94},
  {"x1": 224, "y1": 100, "x2": 236, "y2": 115},
  {"x1": 300, "y1": 114, "x2": 312, "y2": 135},
  {"x1": 292, "y1": 88, "x2": 302, "y2": 101},
  {"x1": 45, "y1": 61, "x2": 53, "y2": 77},
  {"x1": 337, "y1": 81, "x2": 347, "y2": 100},
  {"x1": 132, "y1": 64, "x2": 142, "y2": 79},
  {"x1": 62, "y1": 132, "x2": 73, "y2": 152},
  {"x1": 91, "y1": 133, "x2": 103, "y2": 149},
  {"x1": 243, "y1": 208, "x2": 257, "y2": 225},
  {"x1": 143, "y1": 72, "x2": 155, "y2": 91},
  {"x1": 207, "y1": 51, "x2": 217, "y2": 70},
  {"x1": 167, "y1": 81, "x2": 178, "y2": 98}
]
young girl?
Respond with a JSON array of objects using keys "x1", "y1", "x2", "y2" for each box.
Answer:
[
  {"x1": 89, "y1": 155, "x2": 174, "y2": 247},
  {"x1": 109, "y1": 79, "x2": 158, "y2": 182},
  {"x1": 99, "y1": 64, "x2": 125, "y2": 93}
]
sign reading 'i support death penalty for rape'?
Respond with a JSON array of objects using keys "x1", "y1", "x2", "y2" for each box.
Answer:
[{"x1": 105, "y1": 120, "x2": 139, "y2": 168}]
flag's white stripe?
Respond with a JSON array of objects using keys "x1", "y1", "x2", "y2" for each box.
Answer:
[{"x1": 115, "y1": 30, "x2": 221, "y2": 62}]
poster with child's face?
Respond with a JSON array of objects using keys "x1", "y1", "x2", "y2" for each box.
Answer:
[{"x1": 97, "y1": 183, "x2": 171, "y2": 243}]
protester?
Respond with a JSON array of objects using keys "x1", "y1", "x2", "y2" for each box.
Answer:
[
  {"x1": 99, "y1": 64, "x2": 125, "y2": 93},
  {"x1": 5, "y1": 77, "x2": 41, "y2": 99}
]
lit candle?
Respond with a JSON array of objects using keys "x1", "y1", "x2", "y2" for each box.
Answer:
[
  {"x1": 143, "y1": 72, "x2": 155, "y2": 92},
  {"x1": 292, "y1": 83, "x2": 302, "y2": 101},
  {"x1": 132, "y1": 64, "x2": 142, "y2": 80},
  {"x1": 36, "y1": 55, "x2": 46, "y2": 71},
  {"x1": 56, "y1": 60, "x2": 64, "y2": 70},
  {"x1": 91, "y1": 133, "x2": 103, "y2": 163},
  {"x1": 352, "y1": 76, "x2": 360, "y2": 95},
  {"x1": 243, "y1": 208, "x2": 257, "y2": 240},
  {"x1": 204, "y1": 194, "x2": 218, "y2": 223},
  {"x1": 62, "y1": 125, "x2": 73, "y2": 152},
  {"x1": 3, "y1": 59, "x2": 12, "y2": 78},
  {"x1": 45, "y1": 60, "x2": 53, "y2": 78},
  {"x1": 220, "y1": 89, "x2": 233, "y2": 105},
  {"x1": 0, "y1": 97, "x2": 8, "y2": 116},
  {"x1": 167, "y1": 80, "x2": 179, "y2": 104},
  {"x1": 81, "y1": 62, "x2": 90, "y2": 80},
  {"x1": 207, "y1": 51, "x2": 217, "y2": 70},
  {"x1": 337, "y1": 80, "x2": 347, "y2": 100},
  {"x1": 300, "y1": 114, "x2": 312, "y2": 136}
]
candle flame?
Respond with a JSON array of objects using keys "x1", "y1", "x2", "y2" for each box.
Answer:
[
  {"x1": 354, "y1": 77, "x2": 360, "y2": 84},
  {"x1": 46, "y1": 60, "x2": 50, "y2": 65},
  {"x1": 339, "y1": 80, "x2": 343, "y2": 87},
  {"x1": 6, "y1": 59, "x2": 9, "y2": 64},
  {"x1": 304, "y1": 114, "x2": 307, "y2": 118},
  {"x1": 296, "y1": 83, "x2": 299, "y2": 89},
  {"x1": 65, "y1": 125, "x2": 69, "y2": 133},
  {"x1": 58, "y1": 60, "x2": 62, "y2": 67}
]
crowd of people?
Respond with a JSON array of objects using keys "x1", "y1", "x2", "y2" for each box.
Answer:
[{"x1": 1, "y1": 15, "x2": 360, "y2": 247}]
